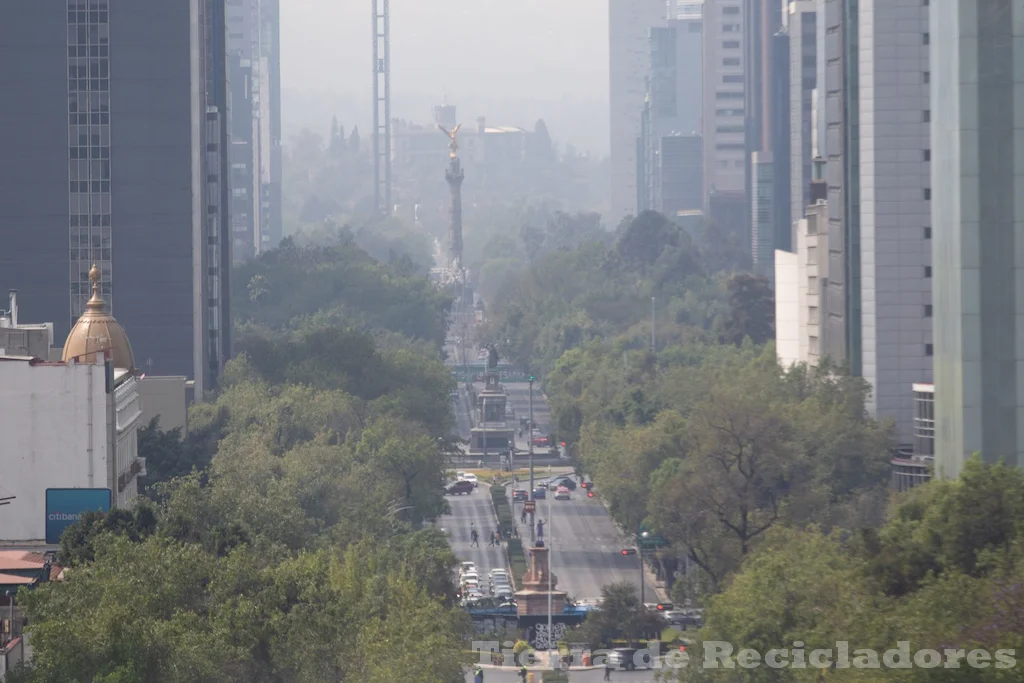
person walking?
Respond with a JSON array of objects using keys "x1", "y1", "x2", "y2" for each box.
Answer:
[
  {"x1": 471, "y1": 529, "x2": 480, "y2": 547},
  {"x1": 519, "y1": 665, "x2": 528, "y2": 683},
  {"x1": 604, "y1": 661, "x2": 612, "y2": 681}
]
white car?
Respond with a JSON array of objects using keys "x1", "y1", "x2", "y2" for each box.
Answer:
[
  {"x1": 460, "y1": 572, "x2": 479, "y2": 584},
  {"x1": 460, "y1": 561, "x2": 477, "y2": 574},
  {"x1": 462, "y1": 473, "x2": 479, "y2": 487},
  {"x1": 489, "y1": 569, "x2": 509, "y2": 580}
]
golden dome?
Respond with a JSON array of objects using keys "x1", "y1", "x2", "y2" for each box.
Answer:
[{"x1": 62, "y1": 264, "x2": 135, "y2": 371}]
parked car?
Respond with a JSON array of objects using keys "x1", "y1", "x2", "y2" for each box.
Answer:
[
  {"x1": 554, "y1": 486, "x2": 570, "y2": 501},
  {"x1": 512, "y1": 489, "x2": 529, "y2": 502},
  {"x1": 446, "y1": 480, "x2": 474, "y2": 495},
  {"x1": 606, "y1": 648, "x2": 654, "y2": 671},
  {"x1": 532, "y1": 487, "x2": 547, "y2": 499}
]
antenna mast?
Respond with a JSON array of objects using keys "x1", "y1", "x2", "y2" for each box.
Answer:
[{"x1": 372, "y1": 0, "x2": 392, "y2": 216}]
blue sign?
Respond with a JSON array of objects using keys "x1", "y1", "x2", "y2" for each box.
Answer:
[{"x1": 45, "y1": 488, "x2": 111, "y2": 544}]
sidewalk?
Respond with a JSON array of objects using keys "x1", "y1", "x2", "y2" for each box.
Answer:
[{"x1": 473, "y1": 650, "x2": 601, "y2": 670}]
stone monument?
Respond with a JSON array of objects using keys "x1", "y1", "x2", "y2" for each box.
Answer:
[{"x1": 515, "y1": 542, "x2": 567, "y2": 616}]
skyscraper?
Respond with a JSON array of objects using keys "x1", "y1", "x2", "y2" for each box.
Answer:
[
  {"x1": 227, "y1": 0, "x2": 282, "y2": 260},
  {"x1": 0, "y1": 0, "x2": 232, "y2": 395},
  {"x1": 932, "y1": 1, "x2": 1024, "y2": 476},
  {"x1": 609, "y1": 0, "x2": 667, "y2": 224},
  {"x1": 702, "y1": 0, "x2": 748, "y2": 246},
  {"x1": 638, "y1": 7, "x2": 704, "y2": 219},
  {"x1": 786, "y1": 0, "x2": 818, "y2": 237}
]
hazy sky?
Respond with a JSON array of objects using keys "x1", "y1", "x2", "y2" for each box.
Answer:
[{"x1": 280, "y1": 0, "x2": 610, "y2": 154}]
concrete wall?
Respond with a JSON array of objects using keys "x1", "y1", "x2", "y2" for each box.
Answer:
[
  {"x1": 0, "y1": 360, "x2": 109, "y2": 543},
  {"x1": 774, "y1": 249, "x2": 800, "y2": 367},
  {"x1": 138, "y1": 376, "x2": 188, "y2": 434}
]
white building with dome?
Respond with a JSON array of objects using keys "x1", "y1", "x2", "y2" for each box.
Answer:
[{"x1": 0, "y1": 266, "x2": 144, "y2": 546}]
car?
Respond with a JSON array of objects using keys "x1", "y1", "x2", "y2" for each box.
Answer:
[
  {"x1": 491, "y1": 578, "x2": 511, "y2": 590},
  {"x1": 489, "y1": 568, "x2": 509, "y2": 577},
  {"x1": 446, "y1": 480, "x2": 474, "y2": 495},
  {"x1": 512, "y1": 489, "x2": 529, "y2": 502},
  {"x1": 462, "y1": 473, "x2": 479, "y2": 487},
  {"x1": 460, "y1": 571, "x2": 479, "y2": 583},
  {"x1": 554, "y1": 486, "x2": 570, "y2": 500},
  {"x1": 533, "y1": 487, "x2": 547, "y2": 499},
  {"x1": 460, "y1": 562, "x2": 477, "y2": 574},
  {"x1": 547, "y1": 477, "x2": 576, "y2": 491},
  {"x1": 606, "y1": 648, "x2": 654, "y2": 671},
  {"x1": 494, "y1": 587, "x2": 514, "y2": 601}
]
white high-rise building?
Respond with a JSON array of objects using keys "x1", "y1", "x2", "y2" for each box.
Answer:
[
  {"x1": 701, "y1": 0, "x2": 746, "y2": 200},
  {"x1": 609, "y1": 0, "x2": 667, "y2": 222}
]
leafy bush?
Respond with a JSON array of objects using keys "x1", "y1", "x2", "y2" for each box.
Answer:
[{"x1": 506, "y1": 538, "x2": 527, "y2": 585}]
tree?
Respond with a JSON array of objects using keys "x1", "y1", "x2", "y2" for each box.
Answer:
[
  {"x1": 721, "y1": 273, "x2": 774, "y2": 345},
  {"x1": 573, "y1": 582, "x2": 663, "y2": 649}
]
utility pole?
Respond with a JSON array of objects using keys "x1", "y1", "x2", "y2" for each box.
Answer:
[
  {"x1": 482, "y1": 395, "x2": 488, "y2": 467},
  {"x1": 651, "y1": 296, "x2": 656, "y2": 352},
  {"x1": 371, "y1": 0, "x2": 392, "y2": 216},
  {"x1": 638, "y1": 525, "x2": 647, "y2": 605},
  {"x1": 528, "y1": 375, "x2": 535, "y2": 542},
  {"x1": 547, "y1": 485, "x2": 553, "y2": 663}
]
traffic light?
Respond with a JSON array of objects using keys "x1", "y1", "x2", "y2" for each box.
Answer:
[
  {"x1": 656, "y1": 604, "x2": 668, "y2": 611},
  {"x1": 529, "y1": 375, "x2": 534, "y2": 382},
  {"x1": 581, "y1": 482, "x2": 589, "y2": 488},
  {"x1": 560, "y1": 441, "x2": 566, "y2": 448},
  {"x1": 587, "y1": 490, "x2": 594, "y2": 498},
  {"x1": 621, "y1": 548, "x2": 637, "y2": 556}
]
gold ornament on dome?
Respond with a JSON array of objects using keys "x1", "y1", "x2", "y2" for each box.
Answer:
[{"x1": 61, "y1": 264, "x2": 136, "y2": 371}]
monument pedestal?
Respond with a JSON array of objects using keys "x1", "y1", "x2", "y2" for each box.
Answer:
[{"x1": 515, "y1": 542, "x2": 567, "y2": 616}]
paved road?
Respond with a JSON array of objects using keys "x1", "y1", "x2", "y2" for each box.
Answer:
[
  {"x1": 503, "y1": 384, "x2": 552, "y2": 434},
  {"x1": 453, "y1": 387, "x2": 474, "y2": 438},
  {"x1": 442, "y1": 485, "x2": 509, "y2": 581},
  {"x1": 509, "y1": 483, "x2": 659, "y2": 604}
]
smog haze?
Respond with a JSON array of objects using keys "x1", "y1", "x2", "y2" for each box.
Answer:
[{"x1": 281, "y1": 0, "x2": 609, "y2": 154}]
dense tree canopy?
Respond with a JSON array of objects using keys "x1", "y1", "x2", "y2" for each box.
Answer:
[
  {"x1": 11, "y1": 234, "x2": 468, "y2": 683},
  {"x1": 685, "y1": 459, "x2": 1024, "y2": 682}
]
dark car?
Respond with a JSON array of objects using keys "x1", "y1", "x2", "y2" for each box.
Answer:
[
  {"x1": 606, "y1": 648, "x2": 654, "y2": 671},
  {"x1": 512, "y1": 489, "x2": 529, "y2": 502},
  {"x1": 446, "y1": 480, "x2": 474, "y2": 495},
  {"x1": 532, "y1": 487, "x2": 547, "y2": 499},
  {"x1": 547, "y1": 477, "x2": 576, "y2": 491}
]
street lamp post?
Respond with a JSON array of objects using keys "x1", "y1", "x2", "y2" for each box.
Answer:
[
  {"x1": 547, "y1": 484, "x2": 553, "y2": 665},
  {"x1": 638, "y1": 528, "x2": 650, "y2": 605},
  {"x1": 482, "y1": 395, "x2": 488, "y2": 467},
  {"x1": 528, "y1": 375, "x2": 535, "y2": 542}
]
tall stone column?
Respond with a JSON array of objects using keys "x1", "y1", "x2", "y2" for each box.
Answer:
[{"x1": 446, "y1": 157, "x2": 464, "y2": 268}]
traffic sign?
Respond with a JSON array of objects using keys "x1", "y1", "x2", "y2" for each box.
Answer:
[{"x1": 524, "y1": 500, "x2": 536, "y2": 513}]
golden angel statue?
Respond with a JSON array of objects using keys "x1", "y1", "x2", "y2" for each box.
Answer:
[{"x1": 437, "y1": 123, "x2": 462, "y2": 158}]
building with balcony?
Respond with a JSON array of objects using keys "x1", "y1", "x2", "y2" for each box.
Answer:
[{"x1": 890, "y1": 383, "x2": 935, "y2": 492}]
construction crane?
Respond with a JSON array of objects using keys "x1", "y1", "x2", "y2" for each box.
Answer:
[{"x1": 372, "y1": 0, "x2": 392, "y2": 217}]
